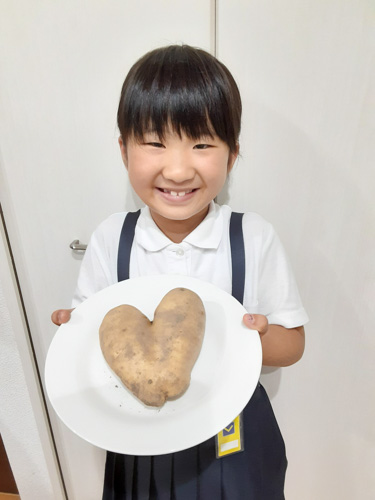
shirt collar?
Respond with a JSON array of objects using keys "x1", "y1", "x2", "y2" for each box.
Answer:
[{"x1": 135, "y1": 201, "x2": 224, "y2": 252}]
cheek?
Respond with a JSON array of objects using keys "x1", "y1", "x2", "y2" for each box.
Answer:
[
  {"x1": 126, "y1": 157, "x2": 150, "y2": 184},
  {"x1": 206, "y1": 161, "x2": 229, "y2": 187},
  {"x1": 216, "y1": 173, "x2": 229, "y2": 194},
  {"x1": 128, "y1": 169, "x2": 147, "y2": 192}
]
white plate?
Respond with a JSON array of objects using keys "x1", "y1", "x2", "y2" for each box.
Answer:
[{"x1": 45, "y1": 275, "x2": 262, "y2": 455}]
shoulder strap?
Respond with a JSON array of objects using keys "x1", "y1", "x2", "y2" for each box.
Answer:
[
  {"x1": 229, "y1": 212, "x2": 245, "y2": 305},
  {"x1": 117, "y1": 209, "x2": 245, "y2": 304},
  {"x1": 117, "y1": 210, "x2": 141, "y2": 282}
]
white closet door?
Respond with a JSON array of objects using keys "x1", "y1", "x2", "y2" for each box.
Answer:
[
  {"x1": 0, "y1": 2, "x2": 212, "y2": 499},
  {"x1": 217, "y1": 1, "x2": 375, "y2": 500}
]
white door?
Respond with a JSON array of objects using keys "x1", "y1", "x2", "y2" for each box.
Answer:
[
  {"x1": 0, "y1": 2, "x2": 213, "y2": 499},
  {"x1": 216, "y1": 1, "x2": 375, "y2": 500}
]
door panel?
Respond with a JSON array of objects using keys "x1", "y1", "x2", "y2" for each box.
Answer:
[
  {"x1": 0, "y1": 2, "x2": 212, "y2": 498},
  {"x1": 217, "y1": 1, "x2": 375, "y2": 499}
]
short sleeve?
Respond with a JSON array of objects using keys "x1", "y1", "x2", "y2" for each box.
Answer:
[
  {"x1": 71, "y1": 213, "x2": 126, "y2": 307},
  {"x1": 243, "y1": 213, "x2": 309, "y2": 328}
]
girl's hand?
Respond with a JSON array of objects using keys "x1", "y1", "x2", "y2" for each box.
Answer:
[
  {"x1": 51, "y1": 308, "x2": 74, "y2": 326},
  {"x1": 242, "y1": 313, "x2": 305, "y2": 367},
  {"x1": 243, "y1": 313, "x2": 268, "y2": 335}
]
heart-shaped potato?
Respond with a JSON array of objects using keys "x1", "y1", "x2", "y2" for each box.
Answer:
[{"x1": 99, "y1": 287, "x2": 206, "y2": 407}]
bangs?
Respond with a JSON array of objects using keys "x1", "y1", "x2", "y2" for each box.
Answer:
[
  {"x1": 124, "y1": 81, "x2": 217, "y2": 143},
  {"x1": 117, "y1": 45, "x2": 241, "y2": 153}
]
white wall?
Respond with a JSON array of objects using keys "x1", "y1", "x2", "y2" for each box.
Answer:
[{"x1": 217, "y1": 1, "x2": 375, "y2": 498}]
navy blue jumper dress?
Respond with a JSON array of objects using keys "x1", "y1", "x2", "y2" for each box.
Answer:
[{"x1": 102, "y1": 211, "x2": 287, "y2": 500}]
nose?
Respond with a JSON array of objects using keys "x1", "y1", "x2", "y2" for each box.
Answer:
[{"x1": 161, "y1": 150, "x2": 195, "y2": 184}]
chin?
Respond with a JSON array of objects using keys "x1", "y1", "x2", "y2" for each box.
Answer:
[{"x1": 151, "y1": 206, "x2": 209, "y2": 223}]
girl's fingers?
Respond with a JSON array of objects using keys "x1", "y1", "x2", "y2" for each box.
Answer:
[
  {"x1": 51, "y1": 308, "x2": 74, "y2": 326},
  {"x1": 243, "y1": 313, "x2": 269, "y2": 335}
]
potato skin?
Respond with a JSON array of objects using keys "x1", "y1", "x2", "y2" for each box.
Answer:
[{"x1": 99, "y1": 288, "x2": 206, "y2": 407}]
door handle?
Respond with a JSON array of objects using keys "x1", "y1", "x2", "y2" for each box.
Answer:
[{"x1": 70, "y1": 239, "x2": 87, "y2": 251}]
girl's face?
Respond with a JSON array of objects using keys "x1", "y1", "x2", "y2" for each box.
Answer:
[{"x1": 119, "y1": 129, "x2": 238, "y2": 240}]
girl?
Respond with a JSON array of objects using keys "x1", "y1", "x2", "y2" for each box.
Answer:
[{"x1": 52, "y1": 44, "x2": 308, "y2": 499}]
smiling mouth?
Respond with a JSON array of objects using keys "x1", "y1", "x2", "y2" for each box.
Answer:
[{"x1": 158, "y1": 188, "x2": 197, "y2": 197}]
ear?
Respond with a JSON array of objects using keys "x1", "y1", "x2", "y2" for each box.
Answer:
[
  {"x1": 118, "y1": 136, "x2": 128, "y2": 169},
  {"x1": 227, "y1": 143, "x2": 239, "y2": 173}
]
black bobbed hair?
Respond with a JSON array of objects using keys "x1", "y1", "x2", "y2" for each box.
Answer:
[{"x1": 117, "y1": 45, "x2": 241, "y2": 154}]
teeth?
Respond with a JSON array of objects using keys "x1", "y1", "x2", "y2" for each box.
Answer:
[{"x1": 162, "y1": 189, "x2": 193, "y2": 197}]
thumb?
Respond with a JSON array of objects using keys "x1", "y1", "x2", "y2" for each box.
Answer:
[
  {"x1": 51, "y1": 308, "x2": 74, "y2": 326},
  {"x1": 243, "y1": 313, "x2": 269, "y2": 335}
]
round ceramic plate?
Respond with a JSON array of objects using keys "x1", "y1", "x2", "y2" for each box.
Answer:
[{"x1": 45, "y1": 275, "x2": 262, "y2": 455}]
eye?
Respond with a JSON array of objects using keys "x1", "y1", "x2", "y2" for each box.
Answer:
[
  {"x1": 194, "y1": 143, "x2": 211, "y2": 150},
  {"x1": 145, "y1": 142, "x2": 165, "y2": 148}
]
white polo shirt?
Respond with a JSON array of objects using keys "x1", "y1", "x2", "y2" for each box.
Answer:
[{"x1": 72, "y1": 202, "x2": 308, "y2": 328}]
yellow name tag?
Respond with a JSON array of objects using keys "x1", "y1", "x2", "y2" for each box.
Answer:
[{"x1": 216, "y1": 413, "x2": 244, "y2": 458}]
